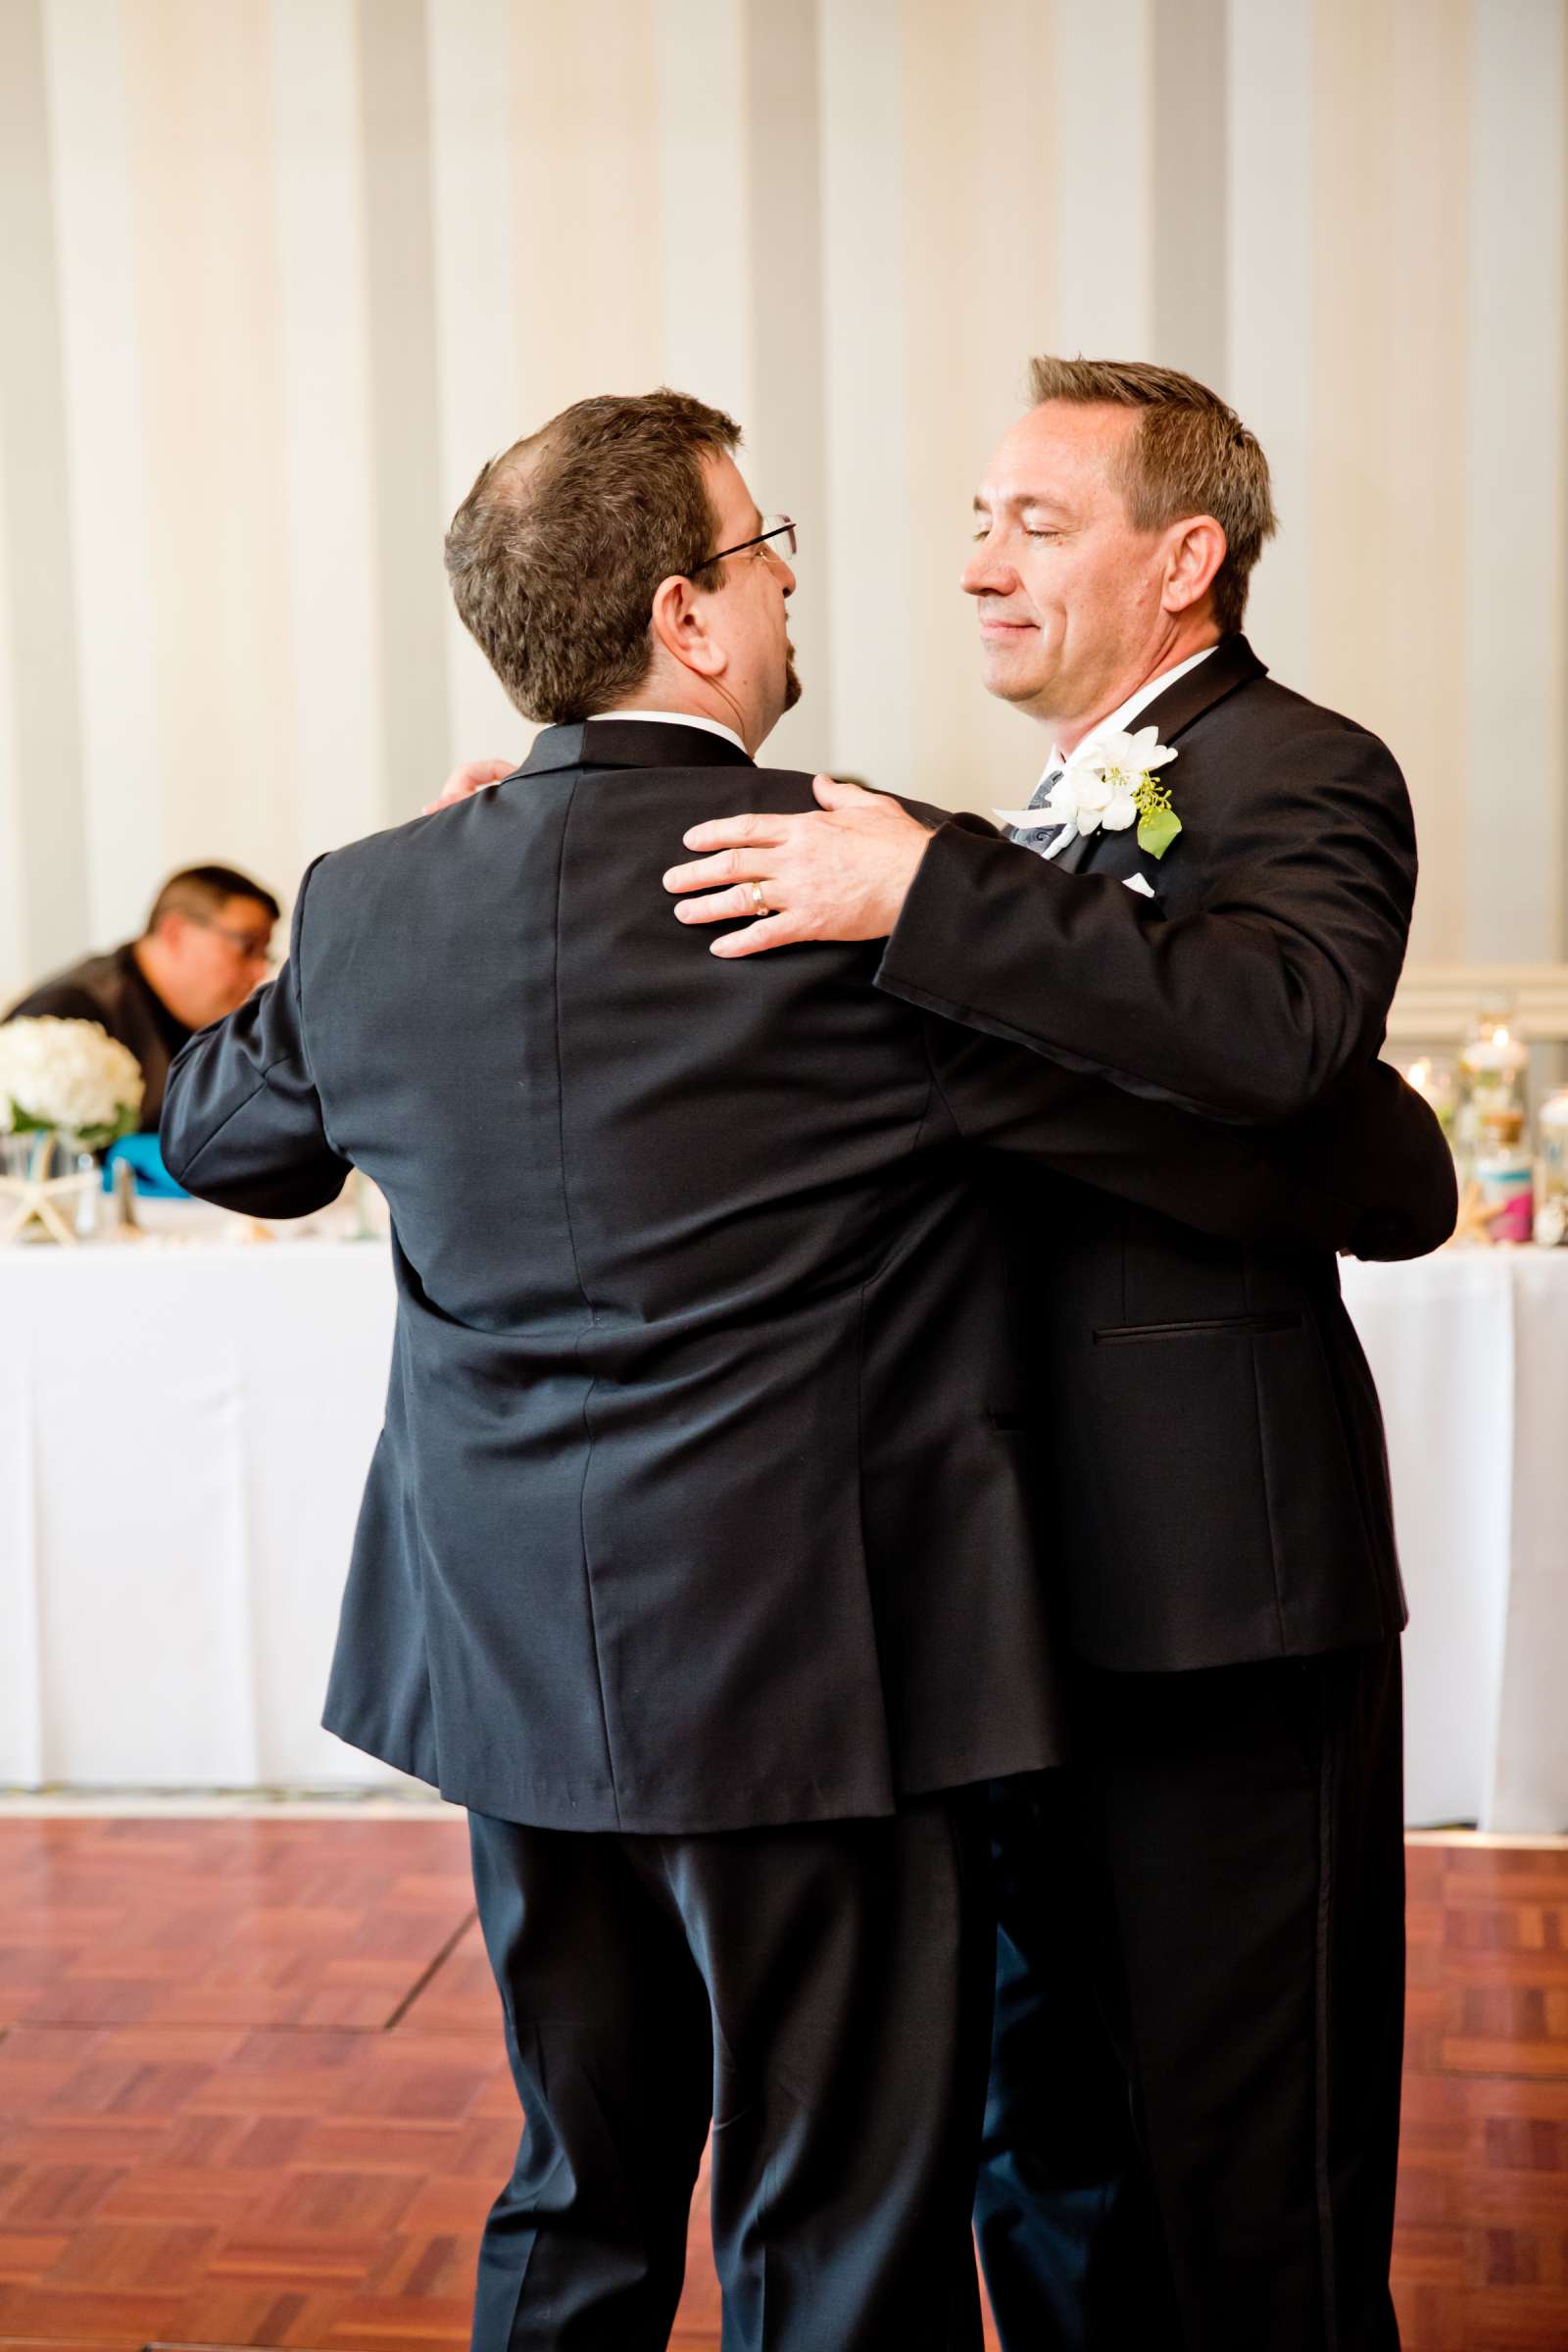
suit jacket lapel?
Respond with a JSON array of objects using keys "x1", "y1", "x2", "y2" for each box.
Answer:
[
  {"x1": 1054, "y1": 636, "x2": 1266, "y2": 880},
  {"x1": 1132, "y1": 632, "x2": 1265, "y2": 750},
  {"x1": 1046, "y1": 823, "x2": 1101, "y2": 875}
]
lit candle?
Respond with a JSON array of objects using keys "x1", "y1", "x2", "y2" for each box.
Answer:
[{"x1": 1460, "y1": 1023, "x2": 1529, "y2": 1077}]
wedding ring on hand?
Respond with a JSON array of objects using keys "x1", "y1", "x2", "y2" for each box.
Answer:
[{"x1": 750, "y1": 882, "x2": 768, "y2": 918}]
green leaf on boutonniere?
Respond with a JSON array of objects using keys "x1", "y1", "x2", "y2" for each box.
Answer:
[
  {"x1": 1132, "y1": 770, "x2": 1181, "y2": 860},
  {"x1": 1137, "y1": 805, "x2": 1182, "y2": 860}
]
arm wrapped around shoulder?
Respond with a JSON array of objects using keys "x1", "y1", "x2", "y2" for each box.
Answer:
[
  {"x1": 878, "y1": 720, "x2": 1418, "y2": 1124},
  {"x1": 925, "y1": 1010, "x2": 1454, "y2": 1260},
  {"x1": 1262, "y1": 1059, "x2": 1457, "y2": 1262}
]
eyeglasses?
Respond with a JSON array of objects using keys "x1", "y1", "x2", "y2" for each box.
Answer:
[
  {"x1": 188, "y1": 914, "x2": 278, "y2": 965},
  {"x1": 701, "y1": 514, "x2": 797, "y2": 568}
]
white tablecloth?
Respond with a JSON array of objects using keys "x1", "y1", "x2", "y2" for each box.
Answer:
[
  {"x1": 0, "y1": 1233, "x2": 403, "y2": 1789},
  {"x1": 1340, "y1": 1250, "x2": 1568, "y2": 1832},
  {"x1": 3, "y1": 1230, "x2": 1564, "y2": 1827}
]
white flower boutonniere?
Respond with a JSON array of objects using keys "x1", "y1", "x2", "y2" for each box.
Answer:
[
  {"x1": 996, "y1": 724, "x2": 1183, "y2": 860},
  {"x1": 1050, "y1": 725, "x2": 1182, "y2": 858}
]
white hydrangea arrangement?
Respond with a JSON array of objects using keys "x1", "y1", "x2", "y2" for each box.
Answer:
[{"x1": 0, "y1": 1017, "x2": 145, "y2": 1150}]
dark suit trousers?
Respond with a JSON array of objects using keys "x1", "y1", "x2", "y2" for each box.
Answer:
[
  {"x1": 974, "y1": 1642, "x2": 1405, "y2": 2352},
  {"x1": 467, "y1": 1793, "x2": 992, "y2": 2352}
]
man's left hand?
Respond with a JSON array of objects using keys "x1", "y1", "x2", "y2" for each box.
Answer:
[
  {"x1": 662, "y1": 775, "x2": 936, "y2": 958},
  {"x1": 422, "y1": 756, "x2": 514, "y2": 815}
]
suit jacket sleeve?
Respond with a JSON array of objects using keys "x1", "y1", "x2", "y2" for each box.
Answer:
[
  {"x1": 160, "y1": 858, "x2": 352, "y2": 1217},
  {"x1": 878, "y1": 721, "x2": 1414, "y2": 1124},
  {"x1": 924, "y1": 1016, "x2": 1455, "y2": 1263}
]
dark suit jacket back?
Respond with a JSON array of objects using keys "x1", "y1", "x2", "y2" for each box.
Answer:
[{"x1": 163, "y1": 719, "x2": 1451, "y2": 1827}]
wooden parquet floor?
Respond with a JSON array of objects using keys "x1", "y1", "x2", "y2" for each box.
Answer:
[{"x1": 0, "y1": 1820, "x2": 1563, "y2": 2351}]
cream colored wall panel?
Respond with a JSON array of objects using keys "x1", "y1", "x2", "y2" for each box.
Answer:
[
  {"x1": 1390, "y1": 961, "x2": 1568, "y2": 1044},
  {"x1": 899, "y1": 0, "x2": 991, "y2": 811},
  {"x1": 741, "y1": 0, "x2": 830, "y2": 778},
  {"x1": 0, "y1": 420, "x2": 26, "y2": 1008},
  {"x1": 271, "y1": 0, "x2": 388, "y2": 868},
  {"x1": 971, "y1": 0, "x2": 1057, "y2": 452},
  {"x1": 427, "y1": 0, "x2": 529, "y2": 771},
  {"x1": 122, "y1": 0, "x2": 297, "y2": 911},
  {"x1": 897, "y1": 0, "x2": 1061, "y2": 816},
  {"x1": 510, "y1": 0, "x2": 664, "y2": 425},
  {"x1": 42, "y1": 0, "x2": 164, "y2": 955},
  {"x1": 816, "y1": 0, "x2": 912, "y2": 793},
  {"x1": 1309, "y1": 0, "x2": 1397, "y2": 749},
  {"x1": 0, "y1": 4, "x2": 1560, "y2": 986},
  {"x1": 654, "y1": 0, "x2": 752, "y2": 427},
  {"x1": 357, "y1": 0, "x2": 452, "y2": 832},
  {"x1": 1053, "y1": 0, "x2": 1152, "y2": 359},
  {"x1": 0, "y1": 0, "x2": 87, "y2": 987},
  {"x1": 1227, "y1": 0, "x2": 1314, "y2": 689},
  {"x1": 1387, "y1": 0, "x2": 1471, "y2": 964},
  {"x1": 1152, "y1": 0, "x2": 1228, "y2": 392},
  {"x1": 1466, "y1": 0, "x2": 1566, "y2": 961},
  {"x1": 956, "y1": 0, "x2": 1065, "y2": 810}
]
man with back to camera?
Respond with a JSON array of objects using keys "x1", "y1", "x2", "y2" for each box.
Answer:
[
  {"x1": 163, "y1": 389, "x2": 1451, "y2": 2351},
  {"x1": 5, "y1": 866, "x2": 278, "y2": 1132},
  {"x1": 660, "y1": 358, "x2": 1438, "y2": 2350}
]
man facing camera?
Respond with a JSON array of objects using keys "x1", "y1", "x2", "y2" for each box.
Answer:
[
  {"x1": 6, "y1": 865, "x2": 278, "y2": 1131},
  {"x1": 162, "y1": 389, "x2": 1450, "y2": 2352},
  {"x1": 663, "y1": 358, "x2": 1444, "y2": 2351}
]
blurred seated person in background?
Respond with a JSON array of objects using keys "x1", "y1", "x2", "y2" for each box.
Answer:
[{"x1": 4, "y1": 865, "x2": 278, "y2": 1132}]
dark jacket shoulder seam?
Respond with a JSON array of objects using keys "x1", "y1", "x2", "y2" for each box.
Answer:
[
  {"x1": 551, "y1": 781, "x2": 596, "y2": 1323},
  {"x1": 553, "y1": 778, "x2": 620, "y2": 1824},
  {"x1": 176, "y1": 1050, "x2": 306, "y2": 1177}
]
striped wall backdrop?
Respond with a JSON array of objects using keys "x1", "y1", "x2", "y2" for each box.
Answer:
[{"x1": 1, "y1": 0, "x2": 1564, "y2": 1007}]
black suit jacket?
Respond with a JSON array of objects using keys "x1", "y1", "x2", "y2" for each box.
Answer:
[
  {"x1": 877, "y1": 636, "x2": 1452, "y2": 1671},
  {"x1": 162, "y1": 720, "x2": 1450, "y2": 1827}
]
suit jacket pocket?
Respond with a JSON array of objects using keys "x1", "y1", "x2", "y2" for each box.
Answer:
[
  {"x1": 1093, "y1": 1310, "x2": 1303, "y2": 1346},
  {"x1": 1054, "y1": 1304, "x2": 1387, "y2": 1671}
]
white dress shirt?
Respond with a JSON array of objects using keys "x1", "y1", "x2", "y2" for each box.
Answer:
[
  {"x1": 586, "y1": 709, "x2": 748, "y2": 756},
  {"x1": 1038, "y1": 643, "x2": 1216, "y2": 786},
  {"x1": 1022, "y1": 643, "x2": 1218, "y2": 882}
]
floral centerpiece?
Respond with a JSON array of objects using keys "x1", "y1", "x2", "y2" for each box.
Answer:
[{"x1": 0, "y1": 1017, "x2": 144, "y2": 1244}]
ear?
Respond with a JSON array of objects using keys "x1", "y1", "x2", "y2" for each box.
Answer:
[
  {"x1": 1160, "y1": 514, "x2": 1227, "y2": 617},
  {"x1": 649, "y1": 572, "x2": 728, "y2": 682}
]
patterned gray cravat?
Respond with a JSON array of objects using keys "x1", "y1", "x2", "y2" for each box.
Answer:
[{"x1": 1007, "y1": 765, "x2": 1067, "y2": 858}]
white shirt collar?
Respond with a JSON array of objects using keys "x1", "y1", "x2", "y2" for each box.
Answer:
[
  {"x1": 586, "y1": 709, "x2": 748, "y2": 756},
  {"x1": 1041, "y1": 644, "x2": 1216, "y2": 782}
]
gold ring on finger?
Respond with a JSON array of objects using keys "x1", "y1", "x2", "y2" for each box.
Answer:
[{"x1": 750, "y1": 882, "x2": 768, "y2": 918}]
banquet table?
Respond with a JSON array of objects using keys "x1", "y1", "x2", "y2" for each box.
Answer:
[
  {"x1": 1339, "y1": 1249, "x2": 1568, "y2": 1833},
  {"x1": 2, "y1": 1224, "x2": 1564, "y2": 1829},
  {"x1": 0, "y1": 1220, "x2": 406, "y2": 1793}
]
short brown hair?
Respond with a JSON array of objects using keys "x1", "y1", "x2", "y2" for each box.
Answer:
[
  {"x1": 146, "y1": 865, "x2": 279, "y2": 935},
  {"x1": 1027, "y1": 356, "x2": 1276, "y2": 634},
  {"x1": 445, "y1": 388, "x2": 742, "y2": 723}
]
